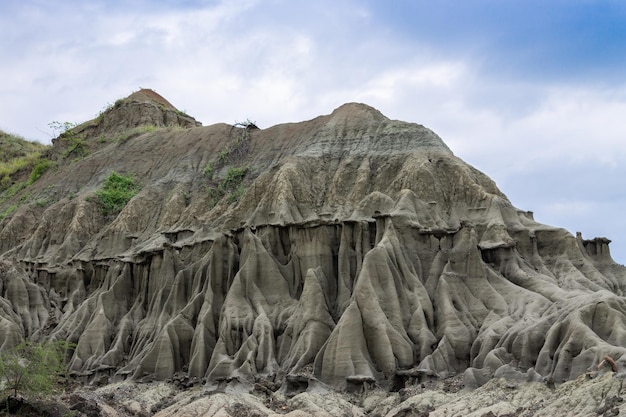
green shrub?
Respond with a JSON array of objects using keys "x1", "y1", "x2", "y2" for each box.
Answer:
[
  {"x1": 0, "y1": 340, "x2": 71, "y2": 399},
  {"x1": 182, "y1": 190, "x2": 191, "y2": 206},
  {"x1": 27, "y1": 159, "x2": 53, "y2": 185},
  {"x1": 217, "y1": 149, "x2": 230, "y2": 164},
  {"x1": 0, "y1": 182, "x2": 27, "y2": 204},
  {"x1": 0, "y1": 175, "x2": 10, "y2": 192},
  {"x1": 203, "y1": 166, "x2": 249, "y2": 207},
  {"x1": 206, "y1": 186, "x2": 223, "y2": 207},
  {"x1": 228, "y1": 184, "x2": 247, "y2": 203},
  {"x1": 63, "y1": 136, "x2": 88, "y2": 158},
  {"x1": 96, "y1": 172, "x2": 138, "y2": 216},
  {"x1": 203, "y1": 163, "x2": 213, "y2": 178},
  {"x1": 0, "y1": 153, "x2": 42, "y2": 180},
  {"x1": 222, "y1": 166, "x2": 248, "y2": 190},
  {"x1": 0, "y1": 205, "x2": 17, "y2": 220}
]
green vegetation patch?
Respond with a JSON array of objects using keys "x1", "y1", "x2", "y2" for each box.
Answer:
[
  {"x1": 222, "y1": 166, "x2": 248, "y2": 190},
  {"x1": 205, "y1": 165, "x2": 249, "y2": 206},
  {"x1": 217, "y1": 149, "x2": 230, "y2": 164},
  {"x1": 228, "y1": 184, "x2": 247, "y2": 203},
  {"x1": 96, "y1": 171, "x2": 139, "y2": 216},
  {"x1": 0, "y1": 204, "x2": 18, "y2": 221},
  {"x1": 0, "y1": 131, "x2": 48, "y2": 193},
  {"x1": 202, "y1": 162, "x2": 214, "y2": 179},
  {"x1": 63, "y1": 135, "x2": 88, "y2": 158},
  {"x1": 0, "y1": 181, "x2": 28, "y2": 206},
  {"x1": 0, "y1": 340, "x2": 72, "y2": 399},
  {"x1": 0, "y1": 153, "x2": 42, "y2": 182},
  {"x1": 0, "y1": 131, "x2": 46, "y2": 163},
  {"x1": 27, "y1": 159, "x2": 53, "y2": 185}
]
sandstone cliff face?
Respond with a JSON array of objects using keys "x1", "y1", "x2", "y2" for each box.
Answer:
[{"x1": 0, "y1": 92, "x2": 624, "y2": 392}]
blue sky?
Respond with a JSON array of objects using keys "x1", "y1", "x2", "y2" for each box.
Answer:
[{"x1": 1, "y1": 0, "x2": 626, "y2": 263}]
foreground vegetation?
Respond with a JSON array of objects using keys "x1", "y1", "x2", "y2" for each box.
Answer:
[
  {"x1": 0, "y1": 340, "x2": 73, "y2": 416},
  {"x1": 0, "y1": 340, "x2": 71, "y2": 399}
]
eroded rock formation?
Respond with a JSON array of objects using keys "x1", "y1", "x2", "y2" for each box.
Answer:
[{"x1": 1, "y1": 91, "x2": 625, "y2": 393}]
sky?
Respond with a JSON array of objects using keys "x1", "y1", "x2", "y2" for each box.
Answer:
[{"x1": 1, "y1": 0, "x2": 626, "y2": 264}]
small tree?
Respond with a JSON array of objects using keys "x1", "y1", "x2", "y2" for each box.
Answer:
[
  {"x1": 47, "y1": 121, "x2": 77, "y2": 138},
  {"x1": 0, "y1": 340, "x2": 70, "y2": 400}
]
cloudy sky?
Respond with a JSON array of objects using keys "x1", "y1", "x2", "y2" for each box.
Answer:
[{"x1": 1, "y1": 0, "x2": 625, "y2": 263}]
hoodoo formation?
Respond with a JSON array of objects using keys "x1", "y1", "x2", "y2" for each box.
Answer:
[{"x1": 1, "y1": 89, "x2": 625, "y2": 399}]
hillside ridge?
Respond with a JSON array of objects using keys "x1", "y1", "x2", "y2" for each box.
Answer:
[{"x1": 0, "y1": 91, "x2": 625, "y2": 405}]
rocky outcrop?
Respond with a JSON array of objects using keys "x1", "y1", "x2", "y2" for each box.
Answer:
[{"x1": 1, "y1": 95, "x2": 625, "y2": 394}]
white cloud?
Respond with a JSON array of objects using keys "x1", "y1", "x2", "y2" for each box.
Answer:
[
  {"x1": 541, "y1": 200, "x2": 596, "y2": 219},
  {"x1": 415, "y1": 81, "x2": 626, "y2": 180},
  {"x1": 509, "y1": 86, "x2": 626, "y2": 163},
  {"x1": 353, "y1": 62, "x2": 466, "y2": 103}
]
